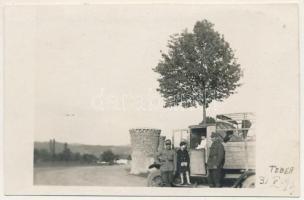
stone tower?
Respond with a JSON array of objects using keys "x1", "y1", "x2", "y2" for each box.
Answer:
[
  {"x1": 129, "y1": 128, "x2": 161, "y2": 174},
  {"x1": 158, "y1": 136, "x2": 166, "y2": 152}
]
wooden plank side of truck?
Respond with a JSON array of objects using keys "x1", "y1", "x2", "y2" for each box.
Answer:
[
  {"x1": 215, "y1": 113, "x2": 256, "y2": 187},
  {"x1": 216, "y1": 113, "x2": 255, "y2": 170}
]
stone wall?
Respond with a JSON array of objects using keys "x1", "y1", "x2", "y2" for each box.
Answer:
[
  {"x1": 158, "y1": 136, "x2": 166, "y2": 152},
  {"x1": 129, "y1": 128, "x2": 161, "y2": 174}
]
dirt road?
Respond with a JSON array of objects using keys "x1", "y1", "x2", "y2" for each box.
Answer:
[{"x1": 34, "y1": 165, "x2": 147, "y2": 186}]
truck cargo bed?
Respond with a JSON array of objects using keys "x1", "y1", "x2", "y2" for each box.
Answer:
[{"x1": 223, "y1": 141, "x2": 255, "y2": 170}]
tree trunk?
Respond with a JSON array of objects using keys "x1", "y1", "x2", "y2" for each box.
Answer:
[
  {"x1": 202, "y1": 103, "x2": 207, "y2": 125},
  {"x1": 202, "y1": 88, "x2": 207, "y2": 125}
]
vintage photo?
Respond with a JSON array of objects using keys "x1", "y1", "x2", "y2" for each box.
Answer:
[
  {"x1": 3, "y1": 2, "x2": 300, "y2": 196},
  {"x1": 31, "y1": 6, "x2": 255, "y2": 188}
]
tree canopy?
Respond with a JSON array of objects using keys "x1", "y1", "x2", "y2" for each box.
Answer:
[
  {"x1": 101, "y1": 150, "x2": 117, "y2": 164},
  {"x1": 153, "y1": 19, "x2": 242, "y2": 122}
]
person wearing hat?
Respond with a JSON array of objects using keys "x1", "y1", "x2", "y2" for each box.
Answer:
[
  {"x1": 207, "y1": 132, "x2": 225, "y2": 187},
  {"x1": 155, "y1": 139, "x2": 176, "y2": 187}
]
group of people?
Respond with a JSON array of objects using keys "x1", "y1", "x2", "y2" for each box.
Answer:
[{"x1": 154, "y1": 132, "x2": 225, "y2": 187}]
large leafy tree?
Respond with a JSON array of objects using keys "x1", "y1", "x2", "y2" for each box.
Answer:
[
  {"x1": 101, "y1": 150, "x2": 116, "y2": 164},
  {"x1": 153, "y1": 20, "x2": 242, "y2": 123}
]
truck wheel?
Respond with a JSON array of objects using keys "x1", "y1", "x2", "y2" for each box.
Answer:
[
  {"x1": 241, "y1": 175, "x2": 255, "y2": 188},
  {"x1": 147, "y1": 170, "x2": 162, "y2": 187}
]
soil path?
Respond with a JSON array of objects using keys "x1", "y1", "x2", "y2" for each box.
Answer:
[{"x1": 34, "y1": 165, "x2": 147, "y2": 186}]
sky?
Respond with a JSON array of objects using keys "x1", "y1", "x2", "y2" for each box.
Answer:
[{"x1": 21, "y1": 4, "x2": 299, "y2": 145}]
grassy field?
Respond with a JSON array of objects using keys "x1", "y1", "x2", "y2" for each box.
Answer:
[{"x1": 34, "y1": 164, "x2": 147, "y2": 186}]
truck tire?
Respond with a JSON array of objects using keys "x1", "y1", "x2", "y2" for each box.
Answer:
[
  {"x1": 241, "y1": 175, "x2": 255, "y2": 188},
  {"x1": 147, "y1": 170, "x2": 162, "y2": 187}
]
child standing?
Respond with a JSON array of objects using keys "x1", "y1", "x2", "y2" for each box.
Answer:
[{"x1": 176, "y1": 141, "x2": 191, "y2": 185}]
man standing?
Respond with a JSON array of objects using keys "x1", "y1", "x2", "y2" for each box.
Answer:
[
  {"x1": 207, "y1": 132, "x2": 225, "y2": 187},
  {"x1": 155, "y1": 139, "x2": 175, "y2": 187}
]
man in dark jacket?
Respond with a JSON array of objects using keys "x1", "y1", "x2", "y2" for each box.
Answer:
[
  {"x1": 207, "y1": 132, "x2": 225, "y2": 187},
  {"x1": 155, "y1": 139, "x2": 176, "y2": 187}
]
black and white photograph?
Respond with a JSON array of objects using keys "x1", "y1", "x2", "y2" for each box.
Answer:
[{"x1": 3, "y1": 1, "x2": 300, "y2": 197}]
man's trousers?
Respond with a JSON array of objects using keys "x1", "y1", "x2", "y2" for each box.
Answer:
[
  {"x1": 160, "y1": 171, "x2": 174, "y2": 187},
  {"x1": 207, "y1": 168, "x2": 223, "y2": 187}
]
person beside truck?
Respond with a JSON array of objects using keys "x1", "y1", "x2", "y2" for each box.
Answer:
[
  {"x1": 155, "y1": 139, "x2": 176, "y2": 187},
  {"x1": 207, "y1": 132, "x2": 225, "y2": 188},
  {"x1": 176, "y1": 141, "x2": 191, "y2": 185}
]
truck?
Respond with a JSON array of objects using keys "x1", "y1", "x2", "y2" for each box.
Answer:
[{"x1": 147, "y1": 112, "x2": 255, "y2": 188}]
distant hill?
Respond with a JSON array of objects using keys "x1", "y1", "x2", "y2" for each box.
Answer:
[{"x1": 34, "y1": 141, "x2": 131, "y2": 158}]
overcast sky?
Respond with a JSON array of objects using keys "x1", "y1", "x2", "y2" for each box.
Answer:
[{"x1": 23, "y1": 4, "x2": 298, "y2": 145}]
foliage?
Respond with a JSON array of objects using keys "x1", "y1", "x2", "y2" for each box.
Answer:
[
  {"x1": 61, "y1": 142, "x2": 72, "y2": 161},
  {"x1": 153, "y1": 19, "x2": 242, "y2": 121},
  {"x1": 34, "y1": 148, "x2": 98, "y2": 164},
  {"x1": 82, "y1": 153, "x2": 98, "y2": 163},
  {"x1": 34, "y1": 141, "x2": 123, "y2": 165},
  {"x1": 34, "y1": 148, "x2": 51, "y2": 162},
  {"x1": 101, "y1": 150, "x2": 117, "y2": 164},
  {"x1": 199, "y1": 116, "x2": 216, "y2": 124}
]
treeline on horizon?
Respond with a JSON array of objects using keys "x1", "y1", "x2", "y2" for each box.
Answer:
[{"x1": 34, "y1": 140, "x2": 131, "y2": 165}]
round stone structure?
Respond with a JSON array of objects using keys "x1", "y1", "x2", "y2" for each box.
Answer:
[
  {"x1": 158, "y1": 136, "x2": 166, "y2": 152},
  {"x1": 129, "y1": 128, "x2": 161, "y2": 174}
]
